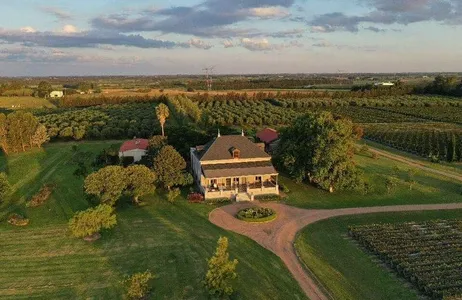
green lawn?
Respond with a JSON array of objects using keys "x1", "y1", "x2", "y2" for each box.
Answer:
[
  {"x1": 282, "y1": 152, "x2": 462, "y2": 209},
  {"x1": 295, "y1": 210, "x2": 462, "y2": 300},
  {"x1": 0, "y1": 96, "x2": 55, "y2": 109},
  {"x1": 0, "y1": 142, "x2": 306, "y2": 299}
]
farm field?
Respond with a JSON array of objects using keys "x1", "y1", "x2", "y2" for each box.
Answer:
[
  {"x1": 350, "y1": 220, "x2": 462, "y2": 299},
  {"x1": 0, "y1": 96, "x2": 55, "y2": 109},
  {"x1": 0, "y1": 142, "x2": 306, "y2": 299},
  {"x1": 283, "y1": 151, "x2": 462, "y2": 209},
  {"x1": 295, "y1": 210, "x2": 462, "y2": 300}
]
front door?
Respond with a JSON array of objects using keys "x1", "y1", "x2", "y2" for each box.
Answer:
[
  {"x1": 239, "y1": 178, "x2": 247, "y2": 192},
  {"x1": 233, "y1": 177, "x2": 240, "y2": 188}
]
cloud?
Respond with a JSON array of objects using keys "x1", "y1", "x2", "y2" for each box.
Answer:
[
  {"x1": 248, "y1": 6, "x2": 289, "y2": 19},
  {"x1": 309, "y1": 0, "x2": 462, "y2": 32},
  {"x1": 222, "y1": 39, "x2": 235, "y2": 48},
  {"x1": 239, "y1": 37, "x2": 302, "y2": 51},
  {"x1": 91, "y1": 0, "x2": 296, "y2": 37},
  {"x1": 0, "y1": 28, "x2": 187, "y2": 49},
  {"x1": 20, "y1": 27, "x2": 37, "y2": 33},
  {"x1": 62, "y1": 25, "x2": 79, "y2": 34},
  {"x1": 364, "y1": 26, "x2": 387, "y2": 32},
  {"x1": 39, "y1": 6, "x2": 73, "y2": 21},
  {"x1": 188, "y1": 38, "x2": 213, "y2": 49},
  {"x1": 269, "y1": 28, "x2": 305, "y2": 38}
]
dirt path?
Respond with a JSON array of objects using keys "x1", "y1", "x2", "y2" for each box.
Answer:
[
  {"x1": 368, "y1": 148, "x2": 462, "y2": 182},
  {"x1": 209, "y1": 202, "x2": 462, "y2": 300}
]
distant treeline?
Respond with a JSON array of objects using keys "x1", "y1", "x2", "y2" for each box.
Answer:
[
  {"x1": 185, "y1": 78, "x2": 354, "y2": 90},
  {"x1": 56, "y1": 95, "x2": 166, "y2": 108}
]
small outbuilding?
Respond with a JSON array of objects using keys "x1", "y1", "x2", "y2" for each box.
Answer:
[
  {"x1": 119, "y1": 138, "x2": 149, "y2": 163},
  {"x1": 256, "y1": 128, "x2": 279, "y2": 153},
  {"x1": 49, "y1": 91, "x2": 64, "y2": 98}
]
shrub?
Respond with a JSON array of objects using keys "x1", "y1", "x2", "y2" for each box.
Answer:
[
  {"x1": 236, "y1": 207, "x2": 276, "y2": 223},
  {"x1": 0, "y1": 172, "x2": 11, "y2": 201},
  {"x1": 68, "y1": 204, "x2": 117, "y2": 239},
  {"x1": 187, "y1": 192, "x2": 204, "y2": 203},
  {"x1": 167, "y1": 188, "x2": 181, "y2": 203},
  {"x1": 123, "y1": 270, "x2": 155, "y2": 300},
  {"x1": 205, "y1": 198, "x2": 231, "y2": 206},
  {"x1": 7, "y1": 213, "x2": 29, "y2": 226},
  {"x1": 27, "y1": 184, "x2": 55, "y2": 207},
  {"x1": 279, "y1": 182, "x2": 290, "y2": 193},
  {"x1": 254, "y1": 194, "x2": 283, "y2": 202}
]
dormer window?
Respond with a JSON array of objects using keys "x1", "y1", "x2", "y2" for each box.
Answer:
[{"x1": 231, "y1": 147, "x2": 240, "y2": 159}]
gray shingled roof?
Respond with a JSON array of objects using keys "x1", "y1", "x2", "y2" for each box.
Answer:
[
  {"x1": 198, "y1": 135, "x2": 270, "y2": 161},
  {"x1": 202, "y1": 161, "x2": 277, "y2": 178}
]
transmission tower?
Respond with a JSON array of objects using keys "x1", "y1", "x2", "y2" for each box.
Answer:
[{"x1": 203, "y1": 66, "x2": 215, "y2": 91}]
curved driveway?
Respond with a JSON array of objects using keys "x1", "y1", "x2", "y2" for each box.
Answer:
[{"x1": 209, "y1": 201, "x2": 462, "y2": 300}]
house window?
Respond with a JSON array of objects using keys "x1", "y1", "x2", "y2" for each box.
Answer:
[
  {"x1": 210, "y1": 179, "x2": 218, "y2": 188},
  {"x1": 233, "y1": 149, "x2": 240, "y2": 159},
  {"x1": 255, "y1": 176, "x2": 262, "y2": 183},
  {"x1": 226, "y1": 178, "x2": 232, "y2": 188}
]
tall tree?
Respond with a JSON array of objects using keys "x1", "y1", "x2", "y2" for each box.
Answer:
[
  {"x1": 125, "y1": 165, "x2": 156, "y2": 204},
  {"x1": 84, "y1": 166, "x2": 127, "y2": 206},
  {"x1": 204, "y1": 237, "x2": 238, "y2": 297},
  {"x1": 155, "y1": 103, "x2": 170, "y2": 137},
  {"x1": 37, "y1": 81, "x2": 53, "y2": 98},
  {"x1": 0, "y1": 111, "x2": 42, "y2": 154},
  {"x1": 152, "y1": 145, "x2": 187, "y2": 190},
  {"x1": 275, "y1": 112, "x2": 364, "y2": 193},
  {"x1": 31, "y1": 124, "x2": 49, "y2": 148}
]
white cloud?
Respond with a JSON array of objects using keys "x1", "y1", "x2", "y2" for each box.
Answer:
[
  {"x1": 188, "y1": 38, "x2": 213, "y2": 50},
  {"x1": 241, "y1": 38, "x2": 273, "y2": 51},
  {"x1": 310, "y1": 26, "x2": 329, "y2": 33},
  {"x1": 248, "y1": 6, "x2": 289, "y2": 18},
  {"x1": 20, "y1": 26, "x2": 37, "y2": 33},
  {"x1": 62, "y1": 25, "x2": 79, "y2": 34},
  {"x1": 222, "y1": 39, "x2": 234, "y2": 48}
]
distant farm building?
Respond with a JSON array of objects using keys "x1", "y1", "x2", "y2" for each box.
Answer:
[
  {"x1": 256, "y1": 128, "x2": 280, "y2": 153},
  {"x1": 119, "y1": 138, "x2": 149, "y2": 163},
  {"x1": 374, "y1": 82, "x2": 395, "y2": 87},
  {"x1": 49, "y1": 91, "x2": 64, "y2": 98}
]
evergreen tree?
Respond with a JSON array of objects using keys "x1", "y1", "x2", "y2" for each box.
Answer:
[{"x1": 204, "y1": 237, "x2": 238, "y2": 297}]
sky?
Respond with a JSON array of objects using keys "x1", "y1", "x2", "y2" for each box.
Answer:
[{"x1": 0, "y1": 0, "x2": 461, "y2": 76}]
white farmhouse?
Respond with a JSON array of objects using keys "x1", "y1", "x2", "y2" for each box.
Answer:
[
  {"x1": 49, "y1": 91, "x2": 64, "y2": 98},
  {"x1": 119, "y1": 138, "x2": 149, "y2": 163},
  {"x1": 374, "y1": 82, "x2": 395, "y2": 87}
]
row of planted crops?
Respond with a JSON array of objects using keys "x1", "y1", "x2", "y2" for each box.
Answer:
[{"x1": 349, "y1": 220, "x2": 462, "y2": 299}]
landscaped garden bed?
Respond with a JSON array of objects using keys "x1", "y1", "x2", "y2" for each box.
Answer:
[
  {"x1": 236, "y1": 207, "x2": 277, "y2": 223},
  {"x1": 349, "y1": 220, "x2": 462, "y2": 299}
]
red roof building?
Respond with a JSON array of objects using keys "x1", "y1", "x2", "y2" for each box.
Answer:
[
  {"x1": 256, "y1": 128, "x2": 279, "y2": 144},
  {"x1": 119, "y1": 138, "x2": 149, "y2": 152}
]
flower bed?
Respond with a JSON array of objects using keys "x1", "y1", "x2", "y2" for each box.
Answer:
[
  {"x1": 187, "y1": 193, "x2": 204, "y2": 203},
  {"x1": 27, "y1": 184, "x2": 55, "y2": 207},
  {"x1": 236, "y1": 207, "x2": 277, "y2": 223},
  {"x1": 7, "y1": 214, "x2": 30, "y2": 226}
]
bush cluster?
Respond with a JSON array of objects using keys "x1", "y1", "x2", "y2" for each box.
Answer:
[
  {"x1": 187, "y1": 192, "x2": 204, "y2": 203},
  {"x1": 7, "y1": 213, "x2": 30, "y2": 226},
  {"x1": 27, "y1": 184, "x2": 55, "y2": 207}
]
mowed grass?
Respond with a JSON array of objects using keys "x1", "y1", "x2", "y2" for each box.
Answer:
[
  {"x1": 0, "y1": 142, "x2": 306, "y2": 299},
  {"x1": 0, "y1": 96, "x2": 55, "y2": 109},
  {"x1": 295, "y1": 210, "x2": 462, "y2": 300},
  {"x1": 283, "y1": 151, "x2": 462, "y2": 209}
]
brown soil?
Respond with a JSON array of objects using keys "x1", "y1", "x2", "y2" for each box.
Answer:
[{"x1": 83, "y1": 233, "x2": 101, "y2": 242}]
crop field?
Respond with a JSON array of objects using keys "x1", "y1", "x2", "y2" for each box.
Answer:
[
  {"x1": 349, "y1": 220, "x2": 462, "y2": 299},
  {"x1": 363, "y1": 123, "x2": 462, "y2": 162},
  {"x1": 37, "y1": 103, "x2": 164, "y2": 141},
  {"x1": 0, "y1": 96, "x2": 55, "y2": 109}
]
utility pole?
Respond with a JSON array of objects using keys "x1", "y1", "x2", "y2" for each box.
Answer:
[{"x1": 203, "y1": 66, "x2": 215, "y2": 91}]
